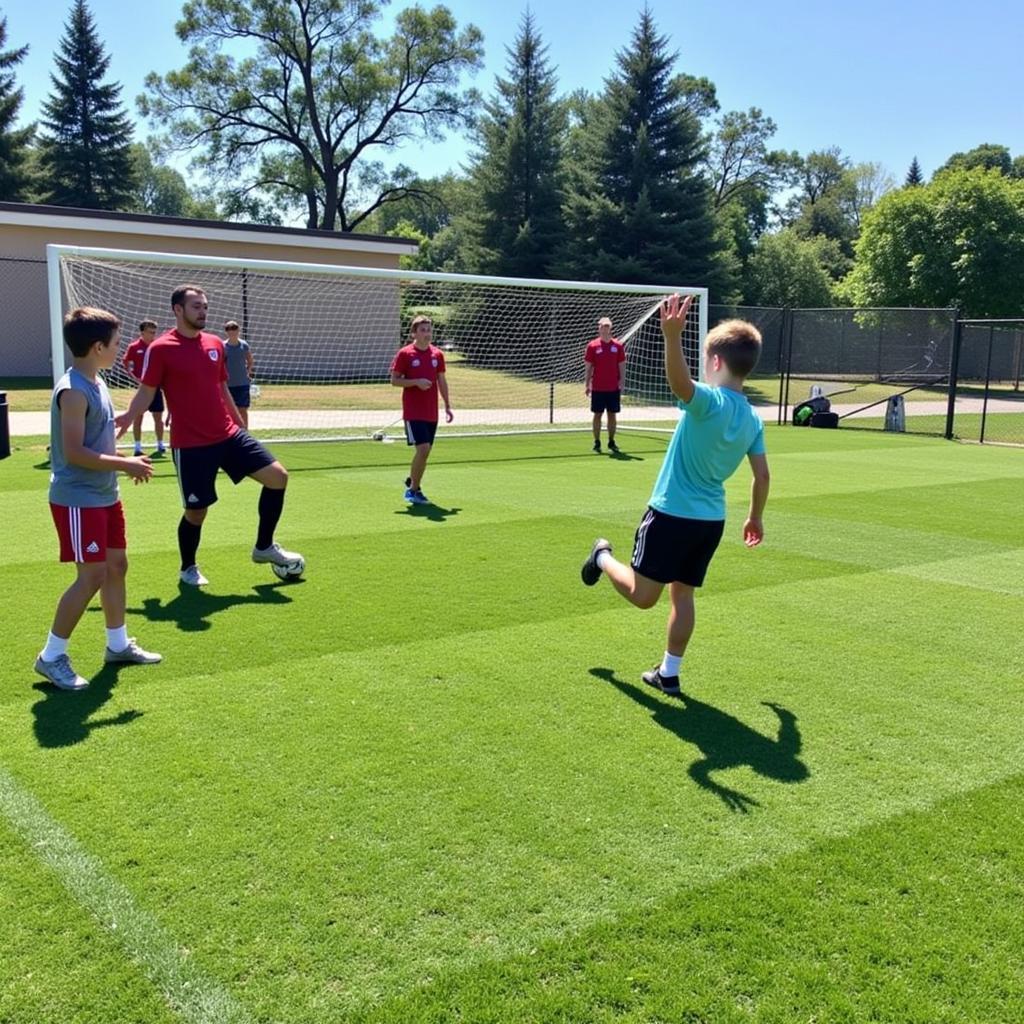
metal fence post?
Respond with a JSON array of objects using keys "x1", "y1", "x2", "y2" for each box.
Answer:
[
  {"x1": 944, "y1": 309, "x2": 962, "y2": 440},
  {"x1": 979, "y1": 324, "x2": 995, "y2": 444},
  {"x1": 778, "y1": 307, "x2": 793, "y2": 425},
  {"x1": 0, "y1": 391, "x2": 9, "y2": 460}
]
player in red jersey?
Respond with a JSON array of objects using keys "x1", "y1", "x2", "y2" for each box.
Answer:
[
  {"x1": 390, "y1": 315, "x2": 453, "y2": 504},
  {"x1": 584, "y1": 316, "x2": 626, "y2": 453},
  {"x1": 122, "y1": 319, "x2": 167, "y2": 456},
  {"x1": 114, "y1": 285, "x2": 302, "y2": 586}
]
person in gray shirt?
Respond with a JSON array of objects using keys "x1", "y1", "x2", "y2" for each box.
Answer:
[
  {"x1": 36, "y1": 307, "x2": 162, "y2": 691},
  {"x1": 224, "y1": 320, "x2": 255, "y2": 428}
]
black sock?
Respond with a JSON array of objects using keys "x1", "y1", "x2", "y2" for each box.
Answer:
[
  {"x1": 178, "y1": 517, "x2": 202, "y2": 570},
  {"x1": 256, "y1": 487, "x2": 285, "y2": 549}
]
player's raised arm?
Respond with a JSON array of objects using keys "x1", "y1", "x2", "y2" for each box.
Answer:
[{"x1": 660, "y1": 294, "x2": 695, "y2": 403}]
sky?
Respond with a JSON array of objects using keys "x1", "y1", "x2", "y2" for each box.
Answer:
[{"x1": 4, "y1": 0, "x2": 1023, "y2": 192}]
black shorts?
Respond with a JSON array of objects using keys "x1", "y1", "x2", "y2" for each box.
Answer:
[
  {"x1": 630, "y1": 507, "x2": 725, "y2": 588},
  {"x1": 147, "y1": 389, "x2": 165, "y2": 414},
  {"x1": 172, "y1": 430, "x2": 276, "y2": 509},
  {"x1": 591, "y1": 390, "x2": 621, "y2": 414},
  {"x1": 405, "y1": 420, "x2": 438, "y2": 446},
  {"x1": 228, "y1": 384, "x2": 251, "y2": 409}
]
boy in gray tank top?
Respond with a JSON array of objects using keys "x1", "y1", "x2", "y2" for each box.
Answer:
[{"x1": 36, "y1": 307, "x2": 163, "y2": 691}]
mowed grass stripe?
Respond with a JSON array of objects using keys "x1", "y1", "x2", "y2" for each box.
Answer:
[
  {"x1": 1, "y1": 570, "x2": 1020, "y2": 1017},
  {"x1": 354, "y1": 771, "x2": 1024, "y2": 1024},
  {"x1": 0, "y1": 765, "x2": 254, "y2": 1024}
]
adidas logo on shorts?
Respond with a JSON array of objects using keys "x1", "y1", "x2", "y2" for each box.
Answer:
[
  {"x1": 187, "y1": 493, "x2": 199, "y2": 503},
  {"x1": 86, "y1": 541, "x2": 100, "y2": 554}
]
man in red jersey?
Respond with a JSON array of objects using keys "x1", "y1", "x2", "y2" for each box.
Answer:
[
  {"x1": 115, "y1": 285, "x2": 302, "y2": 587},
  {"x1": 122, "y1": 319, "x2": 167, "y2": 456},
  {"x1": 584, "y1": 316, "x2": 626, "y2": 453},
  {"x1": 390, "y1": 314, "x2": 453, "y2": 505}
]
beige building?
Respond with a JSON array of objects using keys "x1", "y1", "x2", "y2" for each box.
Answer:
[{"x1": 0, "y1": 202, "x2": 418, "y2": 378}]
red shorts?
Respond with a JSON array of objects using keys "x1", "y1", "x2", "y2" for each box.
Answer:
[{"x1": 49, "y1": 501, "x2": 127, "y2": 562}]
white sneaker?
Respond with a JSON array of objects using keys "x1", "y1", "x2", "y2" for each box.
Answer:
[
  {"x1": 34, "y1": 653, "x2": 89, "y2": 691},
  {"x1": 252, "y1": 542, "x2": 303, "y2": 567},
  {"x1": 105, "y1": 639, "x2": 163, "y2": 665},
  {"x1": 180, "y1": 565, "x2": 209, "y2": 586}
]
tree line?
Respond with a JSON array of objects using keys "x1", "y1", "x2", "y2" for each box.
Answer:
[{"x1": 2, "y1": 1, "x2": 1023, "y2": 316}]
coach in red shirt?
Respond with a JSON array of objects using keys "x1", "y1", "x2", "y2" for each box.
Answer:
[
  {"x1": 390, "y1": 314, "x2": 453, "y2": 505},
  {"x1": 584, "y1": 316, "x2": 626, "y2": 453},
  {"x1": 115, "y1": 285, "x2": 302, "y2": 587}
]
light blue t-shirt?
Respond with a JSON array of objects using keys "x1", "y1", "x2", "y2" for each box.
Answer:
[
  {"x1": 649, "y1": 382, "x2": 766, "y2": 521},
  {"x1": 48, "y1": 368, "x2": 119, "y2": 508}
]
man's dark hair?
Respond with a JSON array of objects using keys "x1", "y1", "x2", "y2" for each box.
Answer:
[{"x1": 171, "y1": 284, "x2": 207, "y2": 309}]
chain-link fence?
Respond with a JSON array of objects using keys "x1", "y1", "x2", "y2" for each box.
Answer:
[
  {"x1": 779, "y1": 307, "x2": 957, "y2": 436},
  {"x1": 950, "y1": 320, "x2": 1024, "y2": 445}
]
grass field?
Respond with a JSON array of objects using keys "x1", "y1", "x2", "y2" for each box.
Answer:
[{"x1": 2, "y1": 428, "x2": 1023, "y2": 1023}]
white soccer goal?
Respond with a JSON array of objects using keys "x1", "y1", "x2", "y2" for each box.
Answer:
[{"x1": 48, "y1": 244, "x2": 707, "y2": 442}]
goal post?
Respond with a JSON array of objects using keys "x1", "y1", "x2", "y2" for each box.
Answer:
[{"x1": 47, "y1": 243, "x2": 707, "y2": 442}]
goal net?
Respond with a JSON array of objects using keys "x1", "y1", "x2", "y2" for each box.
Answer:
[{"x1": 48, "y1": 245, "x2": 706, "y2": 442}]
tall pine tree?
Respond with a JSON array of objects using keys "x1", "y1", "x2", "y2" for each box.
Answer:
[
  {"x1": 905, "y1": 156, "x2": 923, "y2": 187},
  {"x1": 466, "y1": 12, "x2": 566, "y2": 278},
  {"x1": 559, "y1": 9, "x2": 728, "y2": 292},
  {"x1": 38, "y1": 0, "x2": 135, "y2": 209},
  {"x1": 0, "y1": 14, "x2": 34, "y2": 201}
]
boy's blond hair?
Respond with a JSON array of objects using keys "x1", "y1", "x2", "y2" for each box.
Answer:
[
  {"x1": 224, "y1": 320, "x2": 240, "y2": 331},
  {"x1": 139, "y1": 318, "x2": 157, "y2": 332},
  {"x1": 63, "y1": 307, "x2": 120, "y2": 357},
  {"x1": 705, "y1": 319, "x2": 762, "y2": 379},
  {"x1": 409, "y1": 314, "x2": 432, "y2": 336}
]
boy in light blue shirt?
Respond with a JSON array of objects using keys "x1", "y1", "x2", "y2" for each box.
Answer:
[{"x1": 581, "y1": 294, "x2": 771, "y2": 696}]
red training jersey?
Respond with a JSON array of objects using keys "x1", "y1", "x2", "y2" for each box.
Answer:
[
  {"x1": 141, "y1": 329, "x2": 238, "y2": 449},
  {"x1": 585, "y1": 337, "x2": 626, "y2": 392},
  {"x1": 391, "y1": 343, "x2": 446, "y2": 423},
  {"x1": 122, "y1": 338, "x2": 149, "y2": 382}
]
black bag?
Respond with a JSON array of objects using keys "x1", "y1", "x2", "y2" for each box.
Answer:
[
  {"x1": 792, "y1": 395, "x2": 831, "y2": 425},
  {"x1": 810, "y1": 411, "x2": 839, "y2": 428}
]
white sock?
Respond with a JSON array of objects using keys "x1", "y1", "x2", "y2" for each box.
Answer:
[
  {"x1": 596, "y1": 550, "x2": 612, "y2": 570},
  {"x1": 660, "y1": 652, "x2": 682, "y2": 677},
  {"x1": 41, "y1": 631, "x2": 69, "y2": 662},
  {"x1": 106, "y1": 625, "x2": 129, "y2": 652}
]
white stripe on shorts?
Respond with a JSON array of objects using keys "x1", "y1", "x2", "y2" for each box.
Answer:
[
  {"x1": 69, "y1": 506, "x2": 83, "y2": 562},
  {"x1": 632, "y1": 508, "x2": 655, "y2": 568},
  {"x1": 405, "y1": 420, "x2": 414, "y2": 445}
]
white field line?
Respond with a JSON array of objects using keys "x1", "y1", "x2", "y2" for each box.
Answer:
[{"x1": 0, "y1": 765, "x2": 253, "y2": 1024}]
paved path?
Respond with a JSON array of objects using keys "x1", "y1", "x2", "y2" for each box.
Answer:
[{"x1": 8, "y1": 397, "x2": 1022, "y2": 436}]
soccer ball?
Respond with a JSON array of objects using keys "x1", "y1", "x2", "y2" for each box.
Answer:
[{"x1": 271, "y1": 556, "x2": 305, "y2": 581}]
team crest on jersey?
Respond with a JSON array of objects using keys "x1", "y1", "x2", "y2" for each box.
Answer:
[
  {"x1": 411, "y1": 358, "x2": 420, "y2": 367},
  {"x1": 431, "y1": 358, "x2": 438, "y2": 367},
  {"x1": 208, "y1": 350, "x2": 219, "y2": 361},
  {"x1": 611, "y1": 345, "x2": 618, "y2": 352}
]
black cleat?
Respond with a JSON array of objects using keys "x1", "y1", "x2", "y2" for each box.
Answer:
[
  {"x1": 608, "y1": 439, "x2": 620, "y2": 453},
  {"x1": 642, "y1": 666, "x2": 681, "y2": 697},
  {"x1": 581, "y1": 538, "x2": 612, "y2": 586},
  {"x1": 592, "y1": 439, "x2": 601, "y2": 453}
]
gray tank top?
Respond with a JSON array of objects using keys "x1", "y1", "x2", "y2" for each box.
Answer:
[{"x1": 49, "y1": 368, "x2": 119, "y2": 507}]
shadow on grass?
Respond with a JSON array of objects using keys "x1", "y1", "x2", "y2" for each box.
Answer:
[
  {"x1": 608, "y1": 448, "x2": 643, "y2": 462},
  {"x1": 125, "y1": 581, "x2": 294, "y2": 632},
  {"x1": 394, "y1": 503, "x2": 462, "y2": 522},
  {"x1": 31, "y1": 664, "x2": 142, "y2": 749},
  {"x1": 590, "y1": 667, "x2": 809, "y2": 813}
]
